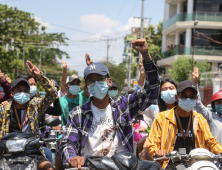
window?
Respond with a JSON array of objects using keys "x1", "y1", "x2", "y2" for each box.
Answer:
[
  {"x1": 183, "y1": 0, "x2": 188, "y2": 13},
  {"x1": 192, "y1": 29, "x2": 222, "y2": 48},
  {"x1": 194, "y1": 0, "x2": 222, "y2": 12}
]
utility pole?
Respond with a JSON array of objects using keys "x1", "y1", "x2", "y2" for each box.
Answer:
[
  {"x1": 23, "y1": 43, "x2": 25, "y2": 68},
  {"x1": 106, "y1": 39, "x2": 110, "y2": 66},
  {"x1": 134, "y1": 0, "x2": 152, "y2": 79},
  {"x1": 128, "y1": 42, "x2": 132, "y2": 91},
  {"x1": 101, "y1": 38, "x2": 116, "y2": 67}
]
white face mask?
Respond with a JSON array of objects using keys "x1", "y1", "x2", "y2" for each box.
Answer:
[
  {"x1": 178, "y1": 98, "x2": 196, "y2": 112},
  {"x1": 69, "y1": 85, "x2": 80, "y2": 95}
]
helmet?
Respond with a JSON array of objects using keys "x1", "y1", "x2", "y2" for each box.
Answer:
[{"x1": 211, "y1": 91, "x2": 222, "y2": 108}]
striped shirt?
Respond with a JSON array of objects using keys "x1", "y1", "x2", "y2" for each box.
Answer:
[
  {"x1": 147, "y1": 107, "x2": 222, "y2": 169},
  {"x1": 0, "y1": 73, "x2": 58, "y2": 137},
  {"x1": 60, "y1": 59, "x2": 160, "y2": 163}
]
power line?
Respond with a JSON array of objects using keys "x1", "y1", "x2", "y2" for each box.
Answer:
[
  {"x1": 41, "y1": 21, "x2": 95, "y2": 35},
  {"x1": 110, "y1": 0, "x2": 126, "y2": 33},
  {"x1": 144, "y1": 0, "x2": 152, "y2": 10},
  {"x1": 0, "y1": 0, "x2": 20, "y2": 2},
  {"x1": 124, "y1": 0, "x2": 139, "y2": 25}
]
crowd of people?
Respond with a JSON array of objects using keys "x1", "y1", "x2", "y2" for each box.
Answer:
[
  {"x1": 0, "y1": 38, "x2": 222, "y2": 170},
  {"x1": 165, "y1": 44, "x2": 185, "y2": 57}
]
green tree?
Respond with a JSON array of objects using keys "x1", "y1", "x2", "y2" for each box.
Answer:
[
  {"x1": 0, "y1": 4, "x2": 76, "y2": 85},
  {"x1": 101, "y1": 61, "x2": 127, "y2": 93},
  {"x1": 168, "y1": 55, "x2": 211, "y2": 83},
  {"x1": 124, "y1": 21, "x2": 163, "y2": 77}
]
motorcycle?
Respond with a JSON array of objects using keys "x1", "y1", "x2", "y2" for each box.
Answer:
[
  {"x1": 46, "y1": 127, "x2": 64, "y2": 166},
  {"x1": 154, "y1": 148, "x2": 222, "y2": 170},
  {"x1": 0, "y1": 117, "x2": 60, "y2": 170},
  {"x1": 63, "y1": 151, "x2": 162, "y2": 170}
]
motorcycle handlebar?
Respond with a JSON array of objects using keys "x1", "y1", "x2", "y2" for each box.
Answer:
[
  {"x1": 63, "y1": 162, "x2": 71, "y2": 168},
  {"x1": 43, "y1": 138, "x2": 57, "y2": 142},
  {"x1": 63, "y1": 163, "x2": 89, "y2": 170},
  {"x1": 51, "y1": 130, "x2": 63, "y2": 133},
  {"x1": 153, "y1": 153, "x2": 170, "y2": 158}
]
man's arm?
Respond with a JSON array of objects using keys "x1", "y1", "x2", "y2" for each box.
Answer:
[
  {"x1": 127, "y1": 39, "x2": 160, "y2": 119},
  {"x1": 147, "y1": 116, "x2": 162, "y2": 159},
  {"x1": 84, "y1": 53, "x2": 93, "y2": 98},
  {"x1": 138, "y1": 55, "x2": 146, "y2": 87},
  {"x1": 59, "y1": 107, "x2": 81, "y2": 163},
  {"x1": 45, "y1": 98, "x2": 62, "y2": 116},
  {"x1": 192, "y1": 67, "x2": 211, "y2": 122},
  {"x1": 61, "y1": 60, "x2": 67, "y2": 95},
  {"x1": 202, "y1": 116, "x2": 222, "y2": 154},
  {"x1": 26, "y1": 61, "x2": 57, "y2": 114}
]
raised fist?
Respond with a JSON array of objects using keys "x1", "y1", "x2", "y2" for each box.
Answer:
[{"x1": 132, "y1": 38, "x2": 148, "y2": 53}]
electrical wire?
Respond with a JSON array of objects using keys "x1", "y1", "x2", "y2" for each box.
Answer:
[
  {"x1": 144, "y1": 0, "x2": 152, "y2": 10},
  {"x1": 109, "y1": 0, "x2": 126, "y2": 33},
  {"x1": 123, "y1": 0, "x2": 139, "y2": 25}
]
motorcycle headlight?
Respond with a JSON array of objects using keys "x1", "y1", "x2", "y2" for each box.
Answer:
[{"x1": 6, "y1": 138, "x2": 27, "y2": 152}]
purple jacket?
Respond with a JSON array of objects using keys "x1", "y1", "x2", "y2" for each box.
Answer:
[{"x1": 60, "y1": 60, "x2": 160, "y2": 163}]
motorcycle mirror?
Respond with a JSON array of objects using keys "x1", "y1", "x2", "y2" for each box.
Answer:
[{"x1": 45, "y1": 117, "x2": 60, "y2": 127}]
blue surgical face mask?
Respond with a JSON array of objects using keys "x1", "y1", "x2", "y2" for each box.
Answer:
[
  {"x1": 69, "y1": 85, "x2": 80, "y2": 95},
  {"x1": 109, "y1": 90, "x2": 118, "y2": 97},
  {"x1": 0, "y1": 86, "x2": 3, "y2": 92},
  {"x1": 161, "y1": 90, "x2": 177, "y2": 104},
  {"x1": 178, "y1": 98, "x2": 196, "y2": 112},
  {"x1": 88, "y1": 81, "x2": 108, "y2": 100},
  {"x1": 30, "y1": 86, "x2": 37, "y2": 98},
  {"x1": 215, "y1": 104, "x2": 222, "y2": 114},
  {"x1": 14, "y1": 92, "x2": 30, "y2": 105}
]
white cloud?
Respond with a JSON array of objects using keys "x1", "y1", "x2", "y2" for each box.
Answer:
[
  {"x1": 80, "y1": 14, "x2": 120, "y2": 35},
  {"x1": 65, "y1": 14, "x2": 149, "y2": 76},
  {"x1": 34, "y1": 16, "x2": 54, "y2": 29}
]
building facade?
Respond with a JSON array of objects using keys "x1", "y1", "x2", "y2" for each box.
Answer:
[{"x1": 158, "y1": 0, "x2": 222, "y2": 73}]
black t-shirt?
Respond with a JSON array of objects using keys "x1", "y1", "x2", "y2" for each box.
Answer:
[
  {"x1": 174, "y1": 115, "x2": 195, "y2": 154},
  {"x1": 9, "y1": 107, "x2": 22, "y2": 133}
]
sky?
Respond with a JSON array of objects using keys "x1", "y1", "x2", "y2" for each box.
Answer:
[{"x1": 2, "y1": 0, "x2": 164, "y2": 76}]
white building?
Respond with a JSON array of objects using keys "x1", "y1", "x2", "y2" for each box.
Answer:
[{"x1": 158, "y1": 0, "x2": 222, "y2": 73}]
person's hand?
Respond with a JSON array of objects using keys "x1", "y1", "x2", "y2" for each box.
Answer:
[
  {"x1": 0, "y1": 70, "x2": 5, "y2": 83},
  {"x1": 61, "y1": 60, "x2": 68, "y2": 70},
  {"x1": 68, "y1": 156, "x2": 85, "y2": 170},
  {"x1": 84, "y1": 84, "x2": 90, "y2": 98},
  {"x1": 5, "y1": 74, "x2": 11, "y2": 84},
  {"x1": 192, "y1": 67, "x2": 199, "y2": 85},
  {"x1": 26, "y1": 61, "x2": 41, "y2": 77},
  {"x1": 139, "y1": 126, "x2": 146, "y2": 132},
  {"x1": 132, "y1": 38, "x2": 148, "y2": 53},
  {"x1": 155, "y1": 149, "x2": 167, "y2": 158},
  {"x1": 85, "y1": 53, "x2": 93, "y2": 66},
  {"x1": 155, "y1": 149, "x2": 168, "y2": 165},
  {"x1": 0, "y1": 101, "x2": 10, "y2": 106},
  {"x1": 52, "y1": 125, "x2": 61, "y2": 130},
  {"x1": 51, "y1": 79, "x2": 55, "y2": 87},
  {"x1": 139, "y1": 56, "x2": 145, "y2": 76}
]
